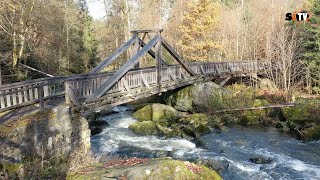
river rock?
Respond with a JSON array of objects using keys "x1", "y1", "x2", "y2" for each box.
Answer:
[
  {"x1": 89, "y1": 120, "x2": 109, "y2": 136},
  {"x1": 180, "y1": 114, "x2": 211, "y2": 137},
  {"x1": 133, "y1": 103, "x2": 178, "y2": 126},
  {"x1": 67, "y1": 158, "x2": 222, "y2": 180},
  {"x1": 128, "y1": 121, "x2": 159, "y2": 135},
  {"x1": 249, "y1": 157, "x2": 272, "y2": 164},
  {"x1": 165, "y1": 82, "x2": 223, "y2": 112},
  {"x1": 156, "y1": 124, "x2": 181, "y2": 138},
  {"x1": 240, "y1": 99, "x2": 269, "y2": 125},
  {"x1": 195, "y1": 159, "x2": 230, "y2": 173}
]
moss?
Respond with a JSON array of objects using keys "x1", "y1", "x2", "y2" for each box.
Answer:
[
  {"x1": 166, "y1": 85, "x2": 194, "y2": 112},
  {"x1": 128, "y1": 121, "x2": 159, "y2": 135},
  {"x1": 147, "y1": 159, "x2": 222, "y2": 180},
  {"x1": 1, "y1": 163, "x2": 22, "y2": 175},
  {"x1": 156, "y1": 124, "x2": 181, "y2": 138},
  {"x1": 0, "y1": 110, "x2": 53, "y2": 135},
  {"x1": 133, "y1": 105, "x2": 152, "y2": 121},
  {"x1": 301, "y1": 125, "x2": 320, "y2": 141},
  {"x1": 241, "y1": 99, "x2": 269, "y2": 125},
  {"x1": 194, "y1": 124, "x2": 211, "y2": 136},
  {"x1": 281, "y1": 99, "x2": 320, "y2": 124},
  {"x1": 68, "y1": 159, "x2": 222, "y2": 180},
  {"x1": 133, "y1": 104, "x2": 178, "y2": 126},
  {"x1": 180, "y1": 113, "x2": 209, "y2": 126}
]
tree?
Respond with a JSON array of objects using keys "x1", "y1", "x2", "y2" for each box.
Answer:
[
  {"x1": 301, "y1": 0, "x2": 320, "y2": 88},
  {"x1": 178, "y1": 0, "x2": 221, "y2": 62}
]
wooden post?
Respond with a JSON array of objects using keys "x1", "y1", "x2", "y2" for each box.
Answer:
[
  {"x1": 39, "y1": 86, "x2": 45, "y2": 111},
  {"x1": 155, "y1": 32, "x2": 162, "y2": 87},
  {"x1": 65, "y1": 82, "x2": 71, "y2": 104},
  {"x1": 133, "y1": 33, "x2": 140, "y2": 69},
  {"x1": 0, "y1": 62, "x2": 2, "y2": 86}
]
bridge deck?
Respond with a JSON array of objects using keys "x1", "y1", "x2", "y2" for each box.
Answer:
[{"x1": 0, "y1": 61, "x2": 264, "y2": 114}]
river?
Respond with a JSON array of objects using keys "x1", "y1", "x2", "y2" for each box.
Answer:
[{"x1": 91, "y1": 106, "x2": 320, "y2": 180}]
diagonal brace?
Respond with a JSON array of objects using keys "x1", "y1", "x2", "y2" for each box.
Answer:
[
  {"x1": 91, "y1": 36, "x2": 136, "y2": 73},
  {"x1": 86, "y1": 35, "x2": 160, "y2": 102},
  {"x1": 161, "y1": 38, "x2": 195, "y2": 76}
]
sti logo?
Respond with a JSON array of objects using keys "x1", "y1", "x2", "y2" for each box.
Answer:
[{"x1": 286, "y1": 10, "x2": 311, "y2": 21}]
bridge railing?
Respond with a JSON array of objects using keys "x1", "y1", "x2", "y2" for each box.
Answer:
[
  {"x1": 67, "y1": 65, "x2": 189, "y2": 102},
  {"x1": 0, "y1": 61, "x2": 266, "y2": 112}
]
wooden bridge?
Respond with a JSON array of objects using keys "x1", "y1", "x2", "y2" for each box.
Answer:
[{"x1": 0, "y1": 30, "x2": 266, "y2": 115}]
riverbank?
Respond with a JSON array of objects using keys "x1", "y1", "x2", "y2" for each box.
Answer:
[
  {"x1": 89, "y1": 105, "x2": 320, "y2": 179},
  {"x1": 126, "y1": 82, "x2": 320, "y2": 142}
]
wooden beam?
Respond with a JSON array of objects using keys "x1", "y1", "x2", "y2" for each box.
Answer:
[
  {"x1": 133, "y1": 34, "x2": 141, "y2": 69},
  {"x1": 130, "y1": 29, "x2": 163, "y2": 34},
  {"x1": 86, "y1": 35, "x2": 160, "y2": 102},
  {"x1": 122, "y1": 79, "x2": 132, "y2": 94},
  {"x1": 138, "y1": 38, "x2": 168, "y2": 66},
  {"x1": 39, "y1": 86, "x2": 45, "y2": 111},
  {"x1": 155, "y1": 36, "x2": 162, "y2": 86},
  {"x1": 140, "y1": 72, "x2": 150, "y2": 88},
  {"x1": 219, "y1": 76, "x2": 231, "y2": 86},
  {"x1": 161, "y1": 38, "x2": 195, "y2": 76},
  {"x1": 200, "y1": 65, "x2": 206, "y2": 76},
  {"x1": 91, "y1": 36, "x2": 136, "y2": 73},
  {"x1": 213, "y1": 103, "x2": 295, "y2": 113},
  {"x1": 67, "y1": 85, "x2": 81, "y2": 108},
  {"x1": 19, "y1": 64, "x2": 54, "y2": 77}
]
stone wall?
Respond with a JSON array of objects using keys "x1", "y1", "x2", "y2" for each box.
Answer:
[{"x1": 0, "y1": 105, "x2": 91, "y2": 176}]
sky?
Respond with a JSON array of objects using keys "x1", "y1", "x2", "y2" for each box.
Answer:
[{"x1": 87, "y1": 0, "x2": 107, "y2": 20}]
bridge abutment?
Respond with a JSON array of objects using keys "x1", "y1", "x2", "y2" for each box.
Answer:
[{"x1": 0, "y1": 105, "x2": 91, "y2": 178}]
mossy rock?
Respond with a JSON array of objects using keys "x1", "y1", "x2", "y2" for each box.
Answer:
[
  {"x1": 180, "y1": 114, "x2": 211, "y2": 137},
  {"x1": 166, "y1": 85, "x2": 194, "y2": 112},
  {"x1": 133, "y1": 104, "x2": 178, "y2": 126},
  {"x1": 180, "y1": 113, "x2": 209, "y2": 126},
  {"x1": 301, "y1": 125, "x2": 320, "y2": 141},
  {"x1": 128, "y1": 121, "x2": 159, "y2": 135},
  {"x1": 156, "y1": 124, "x2": 181, "y2": 138},
  {"x1": 241, "y1": 99, "x2": 269, "y2": 125},
  {"x1": 133, "y1": 105, "x2": 153, "y2": 121},
  {"x1": 67, "y1": 159, "x2": 222, "y2": 180},
  {"x1": 194, "y1": 124, "x2": 211, "y2": 136}
]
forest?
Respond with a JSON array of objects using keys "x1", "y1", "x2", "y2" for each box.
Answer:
[{"x1": 0, "y1": 0, "x2": 319, "y2": 96}]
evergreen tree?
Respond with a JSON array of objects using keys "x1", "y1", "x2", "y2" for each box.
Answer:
[
  {"x1": 302, "y1": 0, "x2": 320, "y2": 86},
  {"x1": 76, "y1": 0, "x2": 98, "y2": 73},
  {"x1": 178, "y1": 0, "x2": 221, "y2": 62}
]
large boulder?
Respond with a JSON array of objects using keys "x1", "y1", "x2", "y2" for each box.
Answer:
[
  {"x1": 133, "y1": 104, "x2": 178, "y2": 126},
  {"x1": 180, "y1": 113, "x2": 211, "y2": 137},
  {"x1": 128, "y1": 121, "x2": 159, "y2": 135},
  {"x1": 166, "y1": 85, "x2": 194, "y2": 112},
  {"x1": 166, "y1": 82, "x2": 223, "y2": 112},
  {"x1": 67, "y1": 158, "x2": 222, "y2": 180}
]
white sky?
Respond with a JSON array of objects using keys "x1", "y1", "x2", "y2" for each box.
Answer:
[{"x1": 87, "y1": 0, "x2": 107, "y2": 20}]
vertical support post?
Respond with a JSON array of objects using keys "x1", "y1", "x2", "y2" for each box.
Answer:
[
  {"x1": 65, "y1": 82, "x2": 71, "y2": 104},
  {"x1": 39, "y1": 85, "x2": 45, "y2": 111},
  {"x1": 0, "y1": 62, "x2": 2, "y2": 86},
  {"x1": 155, "y1": 32, "x2": 162, "y2": 87},
  {"x1": 133, "y1": 33, "x2": 140, "y2": 69}
]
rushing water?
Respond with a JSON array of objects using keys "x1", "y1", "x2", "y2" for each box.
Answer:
[{"x1": 91, "y1": 106, "x2": 320, "y2": 180}]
